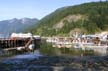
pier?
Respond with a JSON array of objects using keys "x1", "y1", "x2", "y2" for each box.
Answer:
[{"x1": 0, "y1": 33, "x2": 41, "y2": 52}]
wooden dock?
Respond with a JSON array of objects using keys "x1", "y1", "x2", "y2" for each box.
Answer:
[{"x1": 0, "y1": 37, "x2": 41, "y2": 51}]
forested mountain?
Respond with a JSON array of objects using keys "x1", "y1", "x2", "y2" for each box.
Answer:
[
  {"x1": 29, "y1": 1, "x2": 108, "y2": 36},
  {"x1": 0, "y1": 18, "x2": 38, "y2": 34}
]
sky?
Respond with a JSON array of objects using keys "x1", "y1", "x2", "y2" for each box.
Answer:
[{"x1": 0, "y1": 0, "x2": 106, "y2": 21}]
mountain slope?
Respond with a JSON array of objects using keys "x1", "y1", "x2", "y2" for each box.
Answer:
[
  {"x1": 29, "y1": 1, "x2": 108, "y2": 36},
  {"x1": 0, "y1": 18, "x2": 38, "y2": 34}
]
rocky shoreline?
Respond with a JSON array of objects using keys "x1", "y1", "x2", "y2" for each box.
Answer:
[{"x1": 0, "y1": 55, "x2": 108, "y2": 71}]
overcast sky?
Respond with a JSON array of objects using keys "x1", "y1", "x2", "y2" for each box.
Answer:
[{"x1": 0, "y1": 0, "x2": 106, "y2": 21}]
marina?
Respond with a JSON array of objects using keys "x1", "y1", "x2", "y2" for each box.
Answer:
[
  {"x1": 0, "y1": 0, "x2": 108, "y2": 71},
  {"x1": 46, "y1": 32, "x2": 108, "y2": 55}
]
